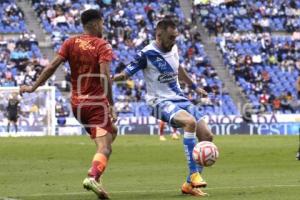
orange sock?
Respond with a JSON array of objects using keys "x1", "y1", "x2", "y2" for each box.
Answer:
[
  {"x1": 88, "y1": 153, "x2": 107, "y2": 181},
  {"x1": 159, "y1": 121, "x2": 165, "y2": 136}
]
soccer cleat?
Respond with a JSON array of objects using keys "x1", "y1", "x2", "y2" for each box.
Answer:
[
  {"x1": 190, "y1": 172, "x2": 207, "y2": 188},
  {"x1": 181, "y1": 182, "x2": 208, "y2": 197},
  {"x1": 171, "y1": 133, "x2": 179, "y2": 140},
  {"x1": 83, "y1": 177, "x2": 109, "y2": 199},
  {"x1": 159, "y1": 135, "x2": 167, "y2": 141}
]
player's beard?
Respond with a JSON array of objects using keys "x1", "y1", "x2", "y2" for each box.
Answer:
[{"x1": 163, "y1": 43, "x2": 174, "y2": 52}]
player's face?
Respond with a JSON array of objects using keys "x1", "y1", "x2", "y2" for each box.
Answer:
[{"x1": 161, "y1": 27, "x2": 178, "y2": 52}]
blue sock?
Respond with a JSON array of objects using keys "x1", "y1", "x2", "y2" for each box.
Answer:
[{"x1": 183, "y1": 131, "x2": 198, "y2": 183}]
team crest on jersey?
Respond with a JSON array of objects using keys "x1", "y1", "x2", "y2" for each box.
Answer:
[
  {"x1": 75, "y1": 38, "x2": 96, "y2": 51},
  {"x1": 105, "y1": 43, "x2": 112, "y2": 50}
]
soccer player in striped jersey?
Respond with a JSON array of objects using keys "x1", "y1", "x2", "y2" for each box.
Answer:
[{"x1": 114, "y1": 19, "x2": 214, "y2": 197}]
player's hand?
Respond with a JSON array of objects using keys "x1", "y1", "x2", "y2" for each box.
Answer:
[
  {"x1": 195, "y1": 87, "x2": 208, "y2": 97},
  {"x1": 110, "y1": 106, "x2": 118, "y2": 123},
  {"x1": 19, "y1": 85, "x2": 34, "y2": 95}
]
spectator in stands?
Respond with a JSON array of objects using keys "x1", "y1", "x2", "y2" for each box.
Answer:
[
  {"x1": 259, "y1": 17, "x2": 271, "y2": 33},
  {"x1": 281, "y1": 91, "x2": 295, "y2": 113},
  {"x1": 272, "y1": 96, "x2": 281, "y2": 113},
  {"x1": 253, "y1": 81, "x2": 263, "y2": 95},
  {"x1": 244, "y1": 55, "x2": 253, "y2": 66},
  {"x1": 252, "y1": 17, "x2": 263, "y2": 33},
  {"x1": 38, "y1": 55, "x2": 50, "y2": 67},
  {"x1": 261, "y1": 70, "x2": 271, "y2": 84},
  {"x1": 261, "y1": 33, "x2": 273, "y2": 53},
  {"x1": 281, "y1": 58, "x2": 295, "y2": 72},
  {"x1": 268, "y1": 54, "x2": 278, "y2": 65},
  {"x1": 233, "y1": 64, "x2": 243, "y2": 81},
  {"x1": 203, "y1": 65, "x2": 218, "y2": 78},
  {"x1": 215, "y1": 18, "x2": 223, "y2": 36},
  {"x1": 259, "y1": 89, "x2": 270, "y2": 112}
]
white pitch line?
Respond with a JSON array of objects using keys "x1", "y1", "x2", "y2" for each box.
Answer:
[{"x1": 2, "y1": 184, "x2": 300, "y2": 198}]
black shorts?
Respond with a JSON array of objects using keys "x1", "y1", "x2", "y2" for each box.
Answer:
[{"x1": 8, "y1": 113, "x2": 18, "y2": 122}]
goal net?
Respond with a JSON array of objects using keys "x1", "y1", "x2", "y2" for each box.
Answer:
[{"x1": 0, "y1": 86, "x2": 56, "y2": 137}]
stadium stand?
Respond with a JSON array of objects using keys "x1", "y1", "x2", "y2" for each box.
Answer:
[
  {"x1": 0, "y1": 0, "x2": 27, "y2": 33},
  {"x1": 193, "y1": 0, "x2": 300, "y2": 114},
  {"x1": 195, "y1": 0, "x2": 300, "y2": 35},
  {"x1": 216, "y1": 33, "x2": 300, "y2": 113}
]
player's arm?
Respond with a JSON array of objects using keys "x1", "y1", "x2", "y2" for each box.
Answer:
[
  {"x1": 100, "y1": 61, "x2": 114, "y2": 106},
  {"x1": 113, "y1": 51, "x2": 147, "y2": 82},
  {"x1": 113, "y1": 71, "x2": 129, "y2": 82},
  {"x1": 20, "y1": 55, "x2": 64, "y2": 94},
  {"x1": 100, "y1": 61, "x2": 117, "y2": 122},
  {"x1": 178, "y1": 65, "x2": 208, "y2": 96}
]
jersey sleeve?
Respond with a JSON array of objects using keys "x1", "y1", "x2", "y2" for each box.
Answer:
[
  {"x1": 124, "y1": 51, "x2": 147, "y2": 77},
  {"x1": 58, "y1": 38, "x2": 71, "y2": 60},
  {"x1": 98, "y1": 42, "x2": 114, "y2": 64}
]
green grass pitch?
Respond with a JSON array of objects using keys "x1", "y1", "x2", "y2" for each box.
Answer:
[{"x1": 0, "y1": 135, "x2": 300, "y2": 200}]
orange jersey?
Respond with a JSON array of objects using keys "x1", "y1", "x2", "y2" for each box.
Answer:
[{"x1": 58, "y1": 34, "x2": 114, "y2": 106}]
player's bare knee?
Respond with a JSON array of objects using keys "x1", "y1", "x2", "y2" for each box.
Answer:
[
  {"x1": 184, "y1": 117, "x2": 196, "y2": 132},
  {"x1": 97, "y1": 145, "x2": 112, "y2": 157}
]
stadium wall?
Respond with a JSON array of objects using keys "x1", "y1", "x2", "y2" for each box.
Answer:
[
  {"x1": 1, "y1": 114, "x2": 299, "y2": 137},
  {"x1": 59, "y1": 114, "x2": 300, "y2": 136}
]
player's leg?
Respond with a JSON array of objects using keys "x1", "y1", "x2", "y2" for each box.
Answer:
[
  {"x1": 83, "y1": 132, "x2": 113, "y2": 199},
  {"x1": 171, "y1": 127, "x2": 179, "y2": 140},
  {"x1": 171, "y1": 111, "x2": 207, "y2": 196},
  {"x1": 179, "y1": 100, "x2": 210, "y2": 187},
  {"x1": 13, "y1": 118, "x2": 18, "y2": 133},
  {"x1": 89, "y1": 133, "x2": 113, "y2": 180},
  {"x1": 7, "y1": 120, "x2": 10, "y2": 133},
  {"x1": 172, "y1": 111, "x2": 206, "y2": 186},
  {"x1": 111, "y1": 123, "x2": 118, "y2": 142},
  {"x1": 13, "y1": 122, "x2": 17, "y2": 133},
  {"x1": 172, "y1": 110, "x2": 197, "y2": 175},
  {"x1": 153, "y1": 101, "x2": 207, "y2": 196},
  {"x1": 159, "y1": 120, "x2": 167, "y2": 141},
  {"x1": 155, "y1": 101, "x2": 198, "y2": 177},
  {"x1": 195, "y1": 119, "x2": 214, "y2": 175},
  {"x1": 75, "y1": 104, "x2": 115, "y2": 199},
  {"x1": 196, "y1": 119, "x2": 213, "y2": 142}
]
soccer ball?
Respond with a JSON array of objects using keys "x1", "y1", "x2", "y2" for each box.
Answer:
[{"x1": 192, "y1": 141, "x2": 219, "y2": 167}]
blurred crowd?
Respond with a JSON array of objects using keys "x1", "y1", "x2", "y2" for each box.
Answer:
[{"x1": 195, "y1": 0, "x2": 300, "y2": 35}]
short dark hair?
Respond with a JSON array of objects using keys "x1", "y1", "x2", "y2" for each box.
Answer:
[
  {"x1": 156, "y1": 19, "x2": 176, "y2": 32},
  {"x1": 81, "y1": 9, "x2": 102, "y2": 25}
]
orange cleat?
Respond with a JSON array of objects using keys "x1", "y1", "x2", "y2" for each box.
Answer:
[
  {"x1": 181, "y1": 182, "x2": 208, "y2": 197},
  {"x1": 190, "y1": 172, "x2": 207, "y2": 188}
]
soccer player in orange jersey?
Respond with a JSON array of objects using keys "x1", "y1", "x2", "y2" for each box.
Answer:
[
  {"x1": 158, "y1": 120, "x2": 180, "y2": 141},
  {"x1": 20, "y1": 9, "x2": 116, "y2": 199}
]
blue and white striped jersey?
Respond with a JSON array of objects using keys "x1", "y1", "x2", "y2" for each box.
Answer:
[{"x1": 124, "y1": 41, "x2": 187, "y2": 105}]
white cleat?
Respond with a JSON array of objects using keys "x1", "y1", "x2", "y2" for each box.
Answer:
[{"x1": 83, "y1": 177, "x2": 109, "y2": 199}]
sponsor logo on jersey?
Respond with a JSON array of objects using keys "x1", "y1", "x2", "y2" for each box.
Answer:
[
  {"x1": 154, "y1": 57, "x2": 168, "y2": 70},
  {"x1": 157, "y1": 72, "x2": 178, "y2": 83}
]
